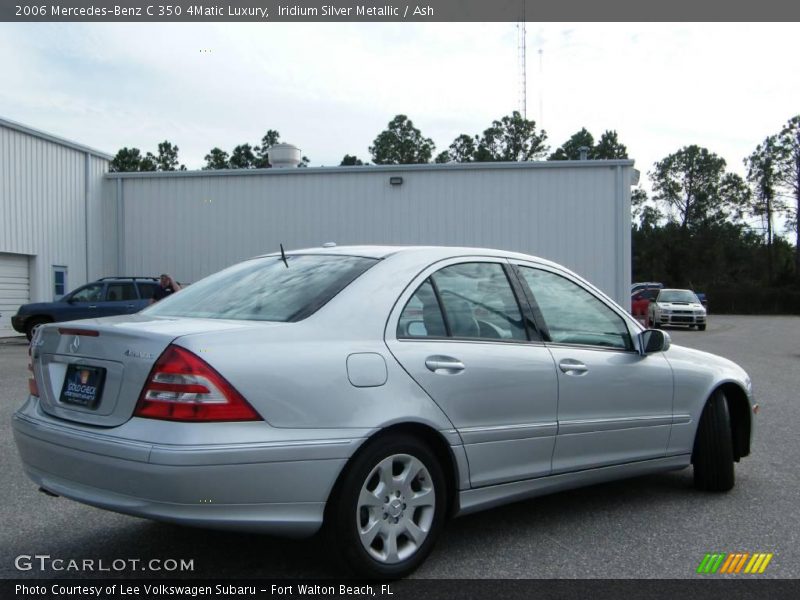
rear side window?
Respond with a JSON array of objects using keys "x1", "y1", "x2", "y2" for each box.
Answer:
[
  {"x1": 145, "y1": 255, "x2": 378, "y2": 322},
  {"x1": 106, "y1": 283, "x2": 137, "y2": 301},
  {"x1": 398, "y1": 279, "x2": 447, "y2": 338},
  {"x1": 137, "y1": 283, "x2": 158, "y2": 300},
  {"x1": 398, "y1": 262, "x2": 527, "y2": 341}
]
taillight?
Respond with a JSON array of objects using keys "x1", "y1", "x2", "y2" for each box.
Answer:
[
  {"x1": 135, "y1": 345, "x2": 261, "y2": 422},
  {"x1": 27, "y1": 345, "x2": 39, "y2": 397}
]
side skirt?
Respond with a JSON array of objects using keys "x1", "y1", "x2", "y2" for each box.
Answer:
[{"x1": 456, "y1": 454, "x2": 690, "y2": 516}]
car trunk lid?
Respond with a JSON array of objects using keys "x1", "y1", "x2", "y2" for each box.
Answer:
[{"x1": 31, "y1": 314, "x2": 255, "y2": 427}]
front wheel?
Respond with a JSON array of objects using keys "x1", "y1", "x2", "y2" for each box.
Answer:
[
  {"x1": 698, "y1": 324, "x2": 707, "y2": 331},
  {"x1": 692, "y1": 390, "x2": 734, "y2": 492},
  {"x1": 326, "y1": 434, "x2": 447, "y2": 578}
]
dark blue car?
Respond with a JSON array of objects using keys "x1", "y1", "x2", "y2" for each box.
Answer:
[{"x1": 12, "y1": 277, "x2": 159, "y2": 340}]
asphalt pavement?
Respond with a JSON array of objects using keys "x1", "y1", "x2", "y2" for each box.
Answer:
[{"x1": 0, "y1": 316, "x2": 797, "y2": 579}]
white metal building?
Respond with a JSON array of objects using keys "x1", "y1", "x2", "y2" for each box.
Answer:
[
  {"x1": 109, "y1": 161, "x2": 634, "y2": 304},
  {"x1": 1, "y1": 117, "x2": 636, "y2": 337},
  {"x1": 0, "y1": 117, "x2": 111, "y2": 337}
]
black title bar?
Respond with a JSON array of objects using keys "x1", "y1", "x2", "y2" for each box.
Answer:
[
  {"x1": 4, "y1": 579, "x2": 800, "y2": 600},
  {"x1": 2, "y1": 0, "x2": 800, "y2": 22}
]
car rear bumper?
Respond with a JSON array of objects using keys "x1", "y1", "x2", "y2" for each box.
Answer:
[{"x1": 12, "y1": 400, "x2": 358, "y2": 537}]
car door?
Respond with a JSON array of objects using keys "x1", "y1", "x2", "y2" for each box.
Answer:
[
  {"x1": 386, "y1": 259, "x2": 559, "y2": 487},
  {"x1": 513, "y1": 264, "x2": 674, "y2": 474},
  {"x1": 101, "y1": 282, "x2": 140, "y2": 316},
  {"x1": 60, "y1": 283, "x2": 106, "y2": 321}
]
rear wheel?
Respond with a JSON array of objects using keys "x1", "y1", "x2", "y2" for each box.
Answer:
[
  {"x1": 25, "y1": 317, "x2": 50, "y2": 341},
  {"x1": 693, "y1": 390, "x2": 735, "y2": 492},
  {"x1": 326, "y1": 434, "x2": 447, "y2": 578}
]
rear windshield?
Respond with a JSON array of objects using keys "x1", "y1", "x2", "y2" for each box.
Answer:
[{"x1": 144, "y1": 254, "x2": 378, "y2": 322}]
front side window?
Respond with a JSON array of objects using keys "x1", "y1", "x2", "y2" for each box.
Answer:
[
  {"x1": 69, "y1": 283, "x2": 104, "y2": 303},
  {"x1": 398, "y1": 262, "x2": 527, "y2": 341},
  {"x1": 145, "y1": 254, "x2": 377, "y2": 322},
  {"x1": 519, "y1": 267, "x2": 632, "y2": 350}
]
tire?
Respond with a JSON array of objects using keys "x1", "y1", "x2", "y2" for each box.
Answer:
[
  {"x1": 326, "y1": 434, "x2": 447, "y2": 579},
  {"x1": 692, "y1": 390, "x2": 735, "y2": 492},
  {"x1": 25, "y1": 317, "x2": 50, "y2": 342},
  {"x1": 698, "y1": 324, "x2": 707, "y2": 331}
]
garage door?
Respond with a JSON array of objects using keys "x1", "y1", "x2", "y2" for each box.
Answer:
[{"x1": 0, "y1": 253, "x2": 30, "y2": 338}]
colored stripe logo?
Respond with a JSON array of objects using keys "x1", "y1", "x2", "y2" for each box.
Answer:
[{"x1": 697, "y1": 552, "x2": 773, "y2": 574}]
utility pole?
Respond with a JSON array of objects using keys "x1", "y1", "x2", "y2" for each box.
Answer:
[{"x1": 517, "y1": 4, "x2": 527, "y2": 118}]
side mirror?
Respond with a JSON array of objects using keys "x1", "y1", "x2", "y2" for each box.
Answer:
[{"x1": 639, "y1": 329, "x2": 670, "y2": 355}]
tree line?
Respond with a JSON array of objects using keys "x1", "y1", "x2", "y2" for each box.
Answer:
[
  {"x1": 108, "y1": 112, "x2": 800, "y2": 309},
  {"x1": 108, "y1": 111, "x2": 627, "y2": 171},
  {"x1": 632, "y1": 116, "x2": 799, "y2": 305}
]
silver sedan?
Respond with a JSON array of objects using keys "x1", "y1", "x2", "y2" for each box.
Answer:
[{"x1": 13, "y1": 246, "x2": 755, "y2": 578}]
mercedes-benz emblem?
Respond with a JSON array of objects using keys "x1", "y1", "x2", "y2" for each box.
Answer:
[{"x1": 69, "y1": 336, "x2": 80, "y2": 354}]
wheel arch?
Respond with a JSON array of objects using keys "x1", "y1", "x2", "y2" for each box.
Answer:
[
  {"x1": 24, "y1": 315, "x2": 53, "y2": 339},
  {"x1": 325, "y1": 422, "x2": 461, "y2": 521},
  {"x1": 716, "y1": 382, "x2": 751, "y2": 461}
]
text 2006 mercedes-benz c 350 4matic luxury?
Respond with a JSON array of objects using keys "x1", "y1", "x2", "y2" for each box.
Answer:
[{"x1": 13, "y1": 246, "x2": 756, "y2": 578}]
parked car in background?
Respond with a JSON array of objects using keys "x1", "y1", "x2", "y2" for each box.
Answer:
[
  {"x1": 631, "y1": 281, "x2": 663, "y2": 295},
  {"x1": 11, "y1": 277, "x2": 159, "y2": 340},
  {"x1": 14, "y1": 246, "x2": 754, "y2": 578},
  {"x1": 649, "y1": 288, "x2": 707, "y2": 330},
  {"x1": 631, "y1": 287, "x2": 660, "y2": 318}
]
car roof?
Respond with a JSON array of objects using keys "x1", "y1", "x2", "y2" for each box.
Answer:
[
  {"x1": 658, "y1": 288, "x2": 695, "y2": 293},
  {"x1": 95, "y1": 277, "x2": 159, "y2": 282},
  {"x1": 255, "y1": 244, "x2": 564, "y2": 268}
]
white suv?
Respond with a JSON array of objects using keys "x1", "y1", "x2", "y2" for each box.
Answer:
[{"x1": 648, "y1": 288, "x2": 707, "y2": 331}]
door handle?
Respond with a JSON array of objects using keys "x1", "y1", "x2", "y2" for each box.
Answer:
[
  {"x1": 559, "y1": 359, "x2": 588, "y2": 375},
  {"x1": 425, "y1": 356, "x2": 465, "y2": 374},
  {"x1": 125, "y1": 304, "x2": 135, "y2": 308},
  {"x1": 88, "y1": 305, "x2": 97, "y2": 309}
]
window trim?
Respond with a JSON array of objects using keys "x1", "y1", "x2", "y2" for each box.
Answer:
[
  {"x1": 392, "y1": 257, "x2": 537, "y2": 345},
  {"x1": 512, "y1": 262, "x2": 639, "y2": 353},
  {"x1": 427, "y1": 276, "x2": 452, "y2": 338}
]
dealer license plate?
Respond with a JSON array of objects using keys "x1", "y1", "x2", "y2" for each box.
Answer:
[{"x1": 59, "y1": 364, "x2": 106, "y2": 409}]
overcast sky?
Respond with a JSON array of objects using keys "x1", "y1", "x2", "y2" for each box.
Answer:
[{"x1": 1, "y1": 22, "x2": 798, "y2": 194}]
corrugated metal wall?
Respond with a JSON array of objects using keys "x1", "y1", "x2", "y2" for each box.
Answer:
[
  {"x1": 0, "y1": 121, "x2": 110, "y2": 308},
  {"x1": 110, "y1": 163, "x2": 632, "y2": 304}
]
